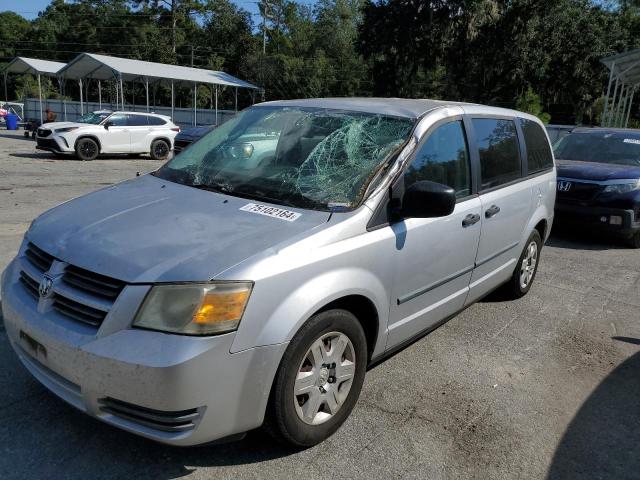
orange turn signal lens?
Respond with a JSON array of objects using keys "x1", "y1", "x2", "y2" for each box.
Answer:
[{"x1": 193, "y1": 289, "x2": 251, "y2": 325}]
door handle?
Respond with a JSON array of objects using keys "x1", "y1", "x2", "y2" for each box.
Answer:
[
  {"x1": 485, "y1": 205, "x2": 501, "y2": 218},
  {"x1": 462, "y1": 213, "x2": 480, "y2": 227}
]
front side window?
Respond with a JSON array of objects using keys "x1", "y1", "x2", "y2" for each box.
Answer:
[
  {"x1": 520, "y1": 118, "x2": 553, "y2": 172},
  {"x1": 405, "y1": 120, "x2": 471, "y2": 198},
  {"x1": 154, "y1": 106, "x2": 414, "y2": 210},
  {"x1": 554, "y1": 132, "x2": 640, "y2": 166},
  {"x1": 108, "y1": 114, "x2": 128, "y2": 127},
  {"x1": 473, "y1": 118, "x2": 521, "y2": 189}
]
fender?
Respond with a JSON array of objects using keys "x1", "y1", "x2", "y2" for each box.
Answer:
[{"x1": 230, "y1": 266, "x2": 390, "y2": 356}]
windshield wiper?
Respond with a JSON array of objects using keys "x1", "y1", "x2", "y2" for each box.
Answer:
[
  {"x1": 191, "y1": 178, "x2": 234, "y2": 194},
  {"x1": 233, "y1": 185, "x2": 328, "y2": 211}
]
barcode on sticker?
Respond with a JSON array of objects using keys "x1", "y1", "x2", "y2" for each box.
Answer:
[
  {"x1": 623, "y1": 138, "x2": 640, "y2": 144},
  {"x1": 239, "y1": 203, "x2": 302, "y2": 222}
]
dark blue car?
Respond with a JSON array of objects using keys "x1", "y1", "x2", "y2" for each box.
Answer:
[
  {"x1": 554, "y1": 128, "x2": 640, "y2": 248},
  {"x1": 173, "y1": 125, "x2": 216, "y2": 154}
]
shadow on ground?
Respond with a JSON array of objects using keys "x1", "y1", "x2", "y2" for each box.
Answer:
[
  {"x1": 547, "y1": 225, "x2": 629, "y2": 251},
  {"x1": 0, "y1": 133, "x2": 33, "y2": 142},
  {"x1": 547, "y1": 348, "x2": 640, "y2": 479}
]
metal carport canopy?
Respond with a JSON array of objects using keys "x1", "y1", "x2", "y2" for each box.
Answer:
[
  {"x1": 3, "y1": 57, "x2": 66, "y2": 122},
  {"x1": 56, "y1": 52, "x2": 259, "y2": 124},
  {"x1": 601, "y1": 49, "x2": 640, "y2": 128}
]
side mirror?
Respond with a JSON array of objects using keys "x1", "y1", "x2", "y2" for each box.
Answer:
[
  {"x1": 103, "y1": 121, "x2": 113, "y2": 130},
  {"x1": 400, "y1": 180, "x2": 456, "y2": 218}
]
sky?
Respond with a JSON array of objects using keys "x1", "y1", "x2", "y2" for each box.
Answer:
[{"x1": 3, "y1": 0, "x2": 317, "y2": 22}]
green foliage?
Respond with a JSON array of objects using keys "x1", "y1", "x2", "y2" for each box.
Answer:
[
  {"x1": 2, "y1": 0, "x2": 640, "y2": 122},
  {"x1": 516, "y1": 87, "x2": 551, "y2": 124}
]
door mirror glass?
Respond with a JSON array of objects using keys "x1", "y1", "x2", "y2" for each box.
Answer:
[{"x1": 401, "y1": 180, "x2": 456, "y2": 218}]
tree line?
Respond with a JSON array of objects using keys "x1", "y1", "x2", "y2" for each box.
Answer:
[{"x1": 2, "y1": 0, "x2": 640, "y2": 124}]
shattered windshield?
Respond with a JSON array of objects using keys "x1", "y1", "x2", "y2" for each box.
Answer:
[
  {"x1": 554, "y1": 132, "x2": 640, "y2": 166},
  {"x1": 154, "y1": 106, "x2": 414, "y2": 211},
  {"x1": 77, "y1": 112, "x2": 110, "y2": 124}
]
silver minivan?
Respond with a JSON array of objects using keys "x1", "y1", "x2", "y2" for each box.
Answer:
[{"x1": 1, "y1": 98, "x2": 555, "y2": 447}]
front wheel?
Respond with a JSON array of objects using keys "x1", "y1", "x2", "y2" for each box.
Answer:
[
  {"x1": 75, "y1": 138, "x2": 99, "y2": 161},
  {"x1": 150, "y1": 139, "x2": 170, "y2": 160},
  {"x1": 265, "y1": 309, "x2": 367, "y2": 447},
  {"x1": 628, "y1": 231, "x2": 640, "y2": 249}
]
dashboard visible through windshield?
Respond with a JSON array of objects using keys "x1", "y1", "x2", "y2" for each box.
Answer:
[{"x1": 154, "y1": 106, "x2": 415, "y2": 211}]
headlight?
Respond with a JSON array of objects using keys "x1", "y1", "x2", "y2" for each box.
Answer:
[
  {"x1": 133, "y1": 282, "x2": 253, "y2": 335},
  {"x1": 602, "y1": 179, "x2": 640, "y2": 194},
  {"x1": 229, "y1": 143, "x2": 254, "y2": 159},
  {"x1": 55, "y1": 127, "x2": 79, "y2": 133}
]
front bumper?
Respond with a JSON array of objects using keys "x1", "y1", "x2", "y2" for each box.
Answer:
[
  {"x1": 1, "y1": 257, "x2": 287, "y2": 446},
  {"x1": 36, "y1": 135, "x2": 73, "y2": 154},
  {"x1": 555, "y1": 203, "x2": 640, "y2": 237}
]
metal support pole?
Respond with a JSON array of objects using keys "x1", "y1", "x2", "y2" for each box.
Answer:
[
  {"x1": 193, "y1": 82, "x2": 197, "y2": 127},
  {"x1": 602, "y1": 62, "x2": 616, "y2": 127},
  {"x1": 37, "y1": 74, "x2": 43, "y2": 123},
  {"x1": 608, "y1": 75, "x2": 621, "y2": 127},
  {"x1": 60, "y1": 79, "x2": 67, "y2": 121},
  {"x1": 616, "y1": 84, "x2": 628, "y2": 128},
  {"x1": 145, "y1": 78, "x2": 149, "y2": 112},
  {"x1": 171, "y1": 81, "x2": 175, "y2": 121},
  {"x1": 120, "y1": 77, "x2": 124, "y2": 111},
  {"x1": 3, "y1": 71, "x2": 8, "y2": 103},
  {"x1": 58, "y1": 77, "x2": 64, "y2": 121},
  {"x1": 98, "y1": 80, "x2": 102, "y2": 109},
  {"x1": 215, "y1": 86, "x2": 218, "y2": 126},
  {"x1": 618, "y1": 85, "x2": 629, "y2": 128},
  {"x1": 235, "y1": 87, "x2": 238, "y2": 112},
  {"x1": 625, "y1": 87, "x2": 636, "y2": 128},
  {"x1": 79, "y1": 79, "x2": 84, "y2": 116}
]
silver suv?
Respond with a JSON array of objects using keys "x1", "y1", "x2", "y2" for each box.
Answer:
[{"x1": 1, "y1": 98, "x2": 555, "y2": 447}]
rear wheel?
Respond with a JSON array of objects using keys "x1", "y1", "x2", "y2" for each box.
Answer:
[
  {"x1": 501, "y1": 230, "x2": 542, "y2": 299},
  {"x1": 265, "y1": 309, "x2": 367, "y2": 447},
  {"x1": 150, "y1": 139, "x2": 170, "y2": 160},
  {"x1": 75, "y1": 138, "x2": 99, "y2": 161}
]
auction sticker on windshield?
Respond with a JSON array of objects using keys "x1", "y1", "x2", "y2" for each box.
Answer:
[{"x1": 240, "y1": 203, "x2": 302, "y2": 222}]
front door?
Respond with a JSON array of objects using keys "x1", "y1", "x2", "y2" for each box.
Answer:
[
  {"x1": 102, "y1": 113, "x2": 130, "y2": 153},
  {"x1": 387, "y1": 119, "x2": 482, "y2": 349}
]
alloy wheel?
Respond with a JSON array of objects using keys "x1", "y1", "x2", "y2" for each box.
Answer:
[
  {"x1": 293, "y1": 331, "x2": 356, "y2": 425},
  {"x1": 519, "y1": 240, "x2": 538, "y2": 289}
]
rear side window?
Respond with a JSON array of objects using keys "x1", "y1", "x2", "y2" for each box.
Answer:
[
  {"x1": 405, "y1": 120, "x2": 471, "y2": 198},
  {"x1": 108, "y1": 114, "x2": 128, "y2": 126},
  {"x1": 127, "y1": 115, "x2": 149, "y2": 126},
  {"x1": 520, "y1": 118, "x2": 553, "y2": 172},
  {"x1": 472, "y1": 118, "x2": 521, "y2": 189},
  {"x1": 148, "y1": 116, "x2": 167, "y2": 126}
]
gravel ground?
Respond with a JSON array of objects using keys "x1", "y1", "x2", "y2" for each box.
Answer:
[{"x1": 1, "y1": 129, "x2": 639, "y2": 480}]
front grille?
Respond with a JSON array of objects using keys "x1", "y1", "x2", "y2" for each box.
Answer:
[
  {"x1": 19, "y1": 271, "x2": 40, "y2": 299},
  {"x1": 37, "y1": 128, "x2": 52, "y2": 137},
  {"x1": 52, "y1": 293, "x2": 107, "y2": 327},
  {"x1": 19, "y1": 242, "x2": 126, "y2": 329},
  {"x1": 99, "y1": 397, "x2": 200, "y2": 433},
  {"x1": 36, "y1": 138, "x2": 59, "y2": 150},
  {"x1": 557, "y1": 180, "x2": 602, "y2": 203},
  {"x1": 25, "y1": 242, "x2": 55, "y2": 273},
  {"x1": 173, "y1": 139, "x2": 191, "y2": 153},
  {"x1": 63, "y1": 265, "x2": 125, "y2": 299}
]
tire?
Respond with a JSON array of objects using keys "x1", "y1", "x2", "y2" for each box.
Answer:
[
  {"x1": 501, "y1": 230, "x2": 542, "y2": 299},
  {"x1": 75, "y1": 138, "x2": 99, "y2": 161},
  {"x1": 265, "y1": 309, "x2": 368, "y2": 447},
  {"x1": 150, "y1": 139, "x2": 170, "y2": 160},
  {"x1": 628, "y1": 231, "x2": 640, "y2": 249}
]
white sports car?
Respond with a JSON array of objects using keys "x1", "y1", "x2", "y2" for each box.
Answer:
[{"x1": 36, "y1": 111, "x2": 180, "y2": 160}]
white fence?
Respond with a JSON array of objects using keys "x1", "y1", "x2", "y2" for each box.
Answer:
[{"x1": 23, "y1": 98, "x2": 237, "y2": 127}]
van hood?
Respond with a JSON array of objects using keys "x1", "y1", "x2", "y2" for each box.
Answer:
[
  {"x1": 557, "y1": 159, "x2": 640, "y2": 181},
  {"x1": 28, "y1": 175, "x2": 331, "y2": 283}
]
